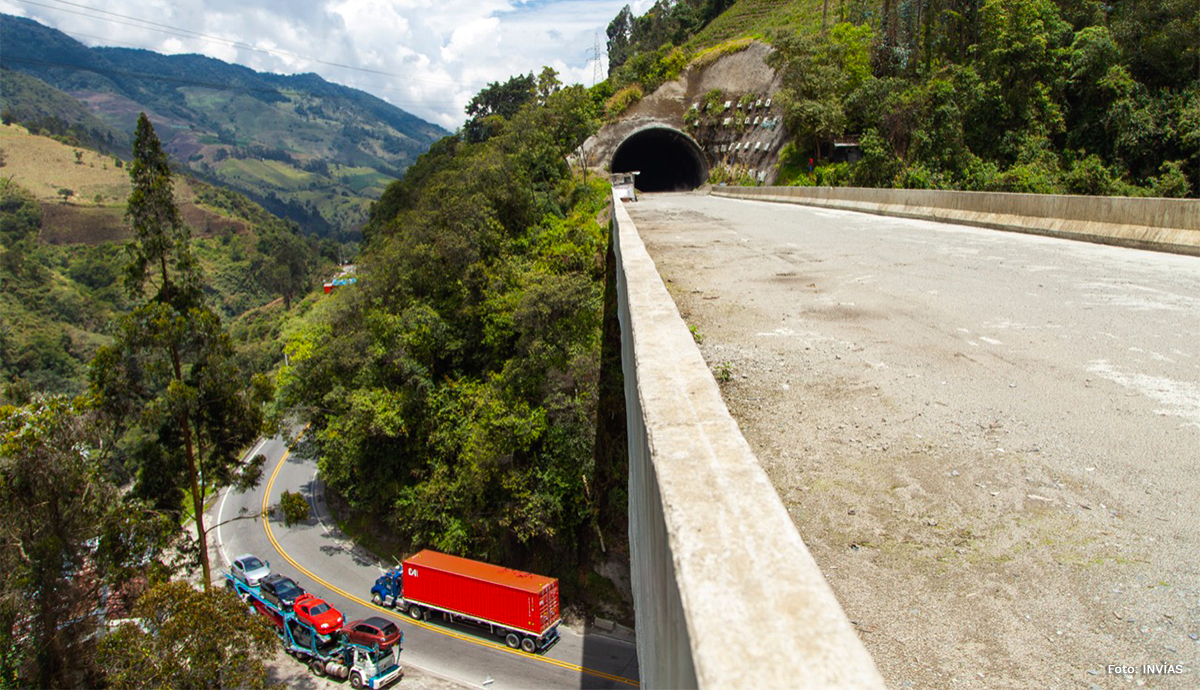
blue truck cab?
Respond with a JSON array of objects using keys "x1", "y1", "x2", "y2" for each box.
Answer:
[{"x1": 370, "y1": 568, "x2": 404, "y2": 608}]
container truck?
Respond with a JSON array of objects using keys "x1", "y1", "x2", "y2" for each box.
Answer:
[
  {"x1": 225, "y1": 571, "x2": 402, "y2": 688},
  {"x1": 371, "y1": 549, "x2": 560, "y2": 653}
]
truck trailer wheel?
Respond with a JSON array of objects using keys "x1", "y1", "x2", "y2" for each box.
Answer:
[
  {"x1": 408, "y1": 603, "x2": 424, "y2": 620},
  {"x1": 308, "y1": 658, "x2": 325, "y2": 677},
  {"x1": 505, "y1": 632, "x2": 520, "y2": 649},
  {"x1": 520, "y1": 637, "x2": 537, "y2": 653},
  {"x1": 349, "y1": 671, "x2": 364, "y2": 689}
]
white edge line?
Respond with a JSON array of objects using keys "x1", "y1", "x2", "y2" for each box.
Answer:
[{"x1": 216, "y1": 438, "x2": 269, "y2": 569}]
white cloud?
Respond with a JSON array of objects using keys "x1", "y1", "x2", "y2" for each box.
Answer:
[{"x1": 0, "y1": 0, "x2": 654, "y2": 129}]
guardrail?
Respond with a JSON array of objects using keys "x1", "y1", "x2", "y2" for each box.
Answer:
[
  {"x1": 711, "y1": 186, "x2": 1200, "y2": 256},
  {"x1": 611, "y1": 193, "x2": 884, "y2": 688}
]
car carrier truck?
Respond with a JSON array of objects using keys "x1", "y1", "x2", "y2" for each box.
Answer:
[
  {"x1": 371, "y1": 549, "x2": 560, "y2": 653},
  {"x1": 225, "y1": 571, "x2": 402, "y2": 688}
]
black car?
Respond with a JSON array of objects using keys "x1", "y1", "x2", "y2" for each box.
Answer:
[{"x1": 259, "y1": 574, "x2": 306, "y2": 610}]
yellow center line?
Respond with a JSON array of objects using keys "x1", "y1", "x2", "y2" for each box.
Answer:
[{"x1": 258, "y1": 431, "x2": 639, "y2": 688}]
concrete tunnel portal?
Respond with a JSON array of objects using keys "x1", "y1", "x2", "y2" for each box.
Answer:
[{"x1": 611, "y1": 126, "x2": 708, "y2": 193}]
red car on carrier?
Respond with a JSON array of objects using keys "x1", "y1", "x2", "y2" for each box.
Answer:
[
  {"x1": 342, "y1": 616, "x2": 402, "y2": 650},
  {"x1": 293, "y1": 595, "x2": 343, "y2": 635}
]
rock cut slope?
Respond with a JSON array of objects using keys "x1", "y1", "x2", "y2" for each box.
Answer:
[{"x1": 584, "y1": 42, "x2": 790, "y2": 187}]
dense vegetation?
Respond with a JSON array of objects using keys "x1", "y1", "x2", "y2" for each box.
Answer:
[
  {"x1": 277, "y1": 71, "x2": 627, "y2": 583},
  {"x1": 607, "y1": 0, "x2": 1199, "y2": 196},
  {"x1": 607, "y1": 0, "x2": 739, "y2": 76},
  {"x1": 1, "y1": 116, "x2": 280, "y2": 687},
  {"x1": 1, "y1": 13, "x2": 448, "y2": 237}
]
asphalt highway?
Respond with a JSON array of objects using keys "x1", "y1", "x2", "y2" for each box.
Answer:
[{"x1": 213, "y1": 434, "x2": 640, "y2": 689}]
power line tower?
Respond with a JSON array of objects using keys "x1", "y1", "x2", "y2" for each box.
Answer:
[{"x1": 593, "y1": 32, "x2": 603, "y2": 86}]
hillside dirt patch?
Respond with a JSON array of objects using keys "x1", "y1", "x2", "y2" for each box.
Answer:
[
  {"x1": 39, "y1": 204, "x2": 128, "y2": 244},
  {"x1": 0, "y1": 122, "x2": 130, "y2": 202},
  {"x1": 2, "y1": 123, "x2": 250, "y2": 243}
]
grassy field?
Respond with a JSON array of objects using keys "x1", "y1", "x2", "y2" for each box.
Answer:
[
  {"x1": 0, "y1": 123, "x2": 130, "y2": 203},
  {"x1": 1, "y1": 124, "x2": 258, "y2": 244},
  {"x1": 217, "y1": 158, "x2": 318, "y2": 191},
  {"x1": 335, "y1": 166, "x2": 393, "y2": 195},
  {"x1": 688, "y1": 0, "x2": 826, "y2": 49}
]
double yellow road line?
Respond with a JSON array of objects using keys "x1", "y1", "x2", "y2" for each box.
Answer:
[{"x1": 258, "y1": 433, "x2": 639, "y2": 688}]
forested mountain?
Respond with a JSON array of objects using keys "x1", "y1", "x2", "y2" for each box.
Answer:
[
  {"x1": 605, "y1": 0, "x2": 1198, "y2": 196},
  {"x1": 0, "y1": 13, "x2": 448, "y2": 237}
]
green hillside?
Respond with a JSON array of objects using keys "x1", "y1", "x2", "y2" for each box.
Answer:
[
  {"x1": 273, "y1": 71, "x2": 638, "y2": 606},
  {"x1": 0, "y1": 68, "x2": 124, "y2": 152},
  {"x1": 688, "y1": 0, "x2": 823, "y2": 47},
  {"x1": 0, "y1": 122, "x2": 334, "y2": 398},
  {"x1": 606, "y1": 0, "x2": 1198, "y2": 196},
  {"x1": 0, "y1": 13, "x2": 449, "y2": 238}
]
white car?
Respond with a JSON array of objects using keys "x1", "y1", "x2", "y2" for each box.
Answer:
[{"x1": 231, "y1": 554, "x2": 271, "y2": 587}]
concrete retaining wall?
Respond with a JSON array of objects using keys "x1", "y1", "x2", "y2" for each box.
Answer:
[
  {"x1": 612, "y1": 193, "x2": 884, "y2": 689},
  {"x1": 711, "y1": 186, "x2": 1200, "y2": 256}
]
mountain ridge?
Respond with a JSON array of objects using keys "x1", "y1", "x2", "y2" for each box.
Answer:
[{"x1": 0, "y1": 13, "x2": 450, "y2": 238}]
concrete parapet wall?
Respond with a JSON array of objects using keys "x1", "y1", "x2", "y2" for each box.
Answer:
[
  {"x1": 711, "y1": 186, "x2": 1200, "y2": 256},
  {"x1": 612, "y1": 193, "x2": 884, "y2": 689}
]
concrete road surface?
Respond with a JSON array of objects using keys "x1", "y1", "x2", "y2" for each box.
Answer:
[{"x1": 627, "y1": 192, "x2": 1199, "y2": 688}]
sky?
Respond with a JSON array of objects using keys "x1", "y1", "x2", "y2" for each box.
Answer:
[{"x1": 0, "y1": 0, "x2": 654, "y2": 129}]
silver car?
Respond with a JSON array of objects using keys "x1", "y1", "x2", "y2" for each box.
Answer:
[{"x1": 231, "y1": 554, "x2": 271, "y2": 587}]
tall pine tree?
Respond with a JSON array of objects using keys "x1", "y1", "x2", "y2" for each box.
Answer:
[{"x1": 92, "y1": 114, "x2": 270, "y2": 590}]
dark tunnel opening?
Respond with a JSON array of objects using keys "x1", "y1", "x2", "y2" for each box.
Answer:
[{"x1": 611, "y1": 127, "x2": 708, "y2": 193}]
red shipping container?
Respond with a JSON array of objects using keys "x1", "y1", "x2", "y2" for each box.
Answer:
[{"x1": 402, "y1": 550, "x2": 560, "y2": 637}]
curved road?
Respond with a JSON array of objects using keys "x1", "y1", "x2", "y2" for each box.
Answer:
[{"x1": 213, "y1": 436, "x2": 639, "y2": 690}]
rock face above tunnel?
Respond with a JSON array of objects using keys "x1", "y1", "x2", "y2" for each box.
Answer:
[{"x1": 579, "y1": 42, "x2": 788, "y2": 189}]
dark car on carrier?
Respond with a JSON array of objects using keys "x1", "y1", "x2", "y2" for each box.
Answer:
[{"x1": 259, "y1": 574, "x2": 306, "y2": 611}]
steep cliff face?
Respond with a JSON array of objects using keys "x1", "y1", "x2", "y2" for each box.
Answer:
[{"x1": 582, "y1": 42, "x2": 789, "y2": 188}]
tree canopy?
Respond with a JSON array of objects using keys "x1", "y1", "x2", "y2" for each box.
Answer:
[
  {"x1": 0, "y1": 396, "x2": 173, "y2": 687},
  {"x1": 98, "y1": 580, "x2": 277, "y2": 689},
  {"x1": 280, "y1": 76, "x2": 618, "y2": 575},
  {"x1": 91, "y1": 114, "x2": 271, "y2": 591},
  {"x1": 768, "y1": 0, "x2": 1198, "y2": 195}
]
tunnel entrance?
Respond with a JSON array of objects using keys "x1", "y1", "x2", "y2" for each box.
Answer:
[{"x1": 611, "y1": 126, "x2": 708, "y2": 192}]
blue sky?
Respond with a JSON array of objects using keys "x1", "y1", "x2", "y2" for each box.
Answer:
[{"x1": 0, "y1": 0, "x2": 654, "y2": 128}]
